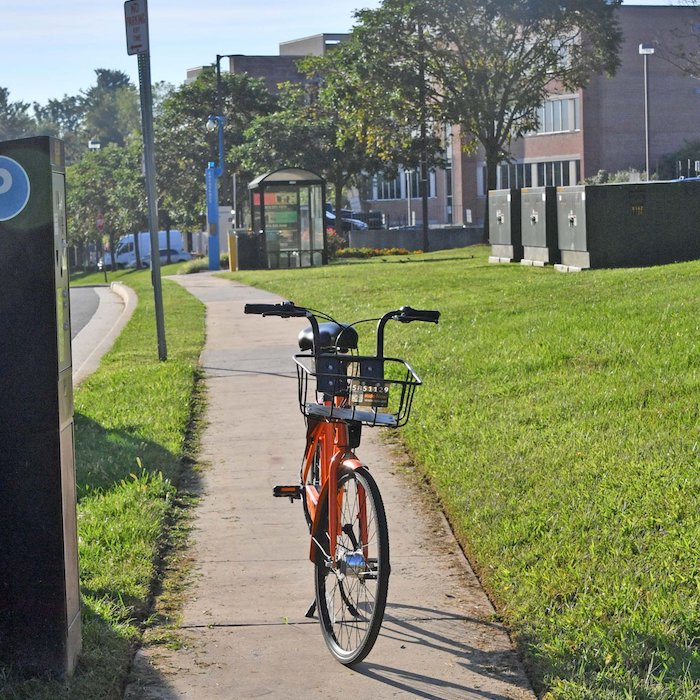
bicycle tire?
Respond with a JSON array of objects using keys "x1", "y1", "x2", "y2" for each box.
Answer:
[{"x1": 314, "y1": 465, "x2": 390, "y2": 665}]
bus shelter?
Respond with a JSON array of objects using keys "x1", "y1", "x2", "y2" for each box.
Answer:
[{"x1": 249, "y1": 168, "x2": 327, "y2": 268}]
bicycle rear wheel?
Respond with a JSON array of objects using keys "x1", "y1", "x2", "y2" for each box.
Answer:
[{"x1": 314, "y1": 465, "x2": 390, "y2": 665}]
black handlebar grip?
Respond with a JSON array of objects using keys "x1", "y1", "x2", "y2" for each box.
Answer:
[
  {"x1": 398, "y1": 306, "x2": 441, "y2": 324},
  {"x1": 244, "y1": 303, "x2": 280, "y2": 315},
  {"x1": 244, "y1": 302, "x2": 308, "y2": 318}
]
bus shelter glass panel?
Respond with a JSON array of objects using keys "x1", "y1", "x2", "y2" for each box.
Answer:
[{"x1": 249, "y1": 169, "x2": 326, "y2": 269}]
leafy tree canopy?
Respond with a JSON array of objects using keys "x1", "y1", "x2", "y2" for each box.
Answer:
[
  {"x1": 155, "y1": 68, "x2": 276, "y2": 232},
  {"x1": 333, "y1": 0, "x2": 623, "y2": 193},
  {"x1": 0, "y1": 87, "x2": 35, "y2": 141}
]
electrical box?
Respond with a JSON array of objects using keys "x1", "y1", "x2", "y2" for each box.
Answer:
[
  {"x1": 520, "y1": 186, "x2": 560, "y2": 266},
  {"x1": 0, "y1": 136, "x2": 81, "y2": 677},
  {"x1": 556, "y1": 181, "x2": 700, "y2": 271},
  {"x1": 488, "y1": 188, "x2": 522, "y2": 263}
]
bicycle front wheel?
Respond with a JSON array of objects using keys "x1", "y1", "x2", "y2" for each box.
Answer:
[{"x1": 314, "y1": 465, "x2": 390, "y2": 665}]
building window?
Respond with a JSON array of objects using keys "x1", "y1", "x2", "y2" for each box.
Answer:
[
  {"x1": 480, "y1": 158, "x2": 581, "y2": 194},
  {"x1": 534, "y1": 95, "x2": 580, "y2": 134},
  {"x1": 374, "y1": 172, "x2": 401, "y2": 200},
  {"x1": 372, "y1": 169, "x2": 436, "y2": 201}
]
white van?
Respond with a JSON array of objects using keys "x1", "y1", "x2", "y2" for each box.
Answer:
[{"x1": 99, "y1": 231, "x2": 186, "y2": 269}]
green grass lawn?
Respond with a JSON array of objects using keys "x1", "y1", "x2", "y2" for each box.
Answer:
[
  {"x1": 0, "y1": 265, "x2": 205, "y2": 699},
  {"x1": 225, "y1": 246, "x2": 700, "y2": 700}
]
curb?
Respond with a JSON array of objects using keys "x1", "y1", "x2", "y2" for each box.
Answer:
[{"x1": 72, "y1": 283, "x2": 138, "y2": 386}]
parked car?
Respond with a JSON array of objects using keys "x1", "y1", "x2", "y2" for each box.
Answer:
[
  {"x1": 141, "y1": 249, "x2": 192, "y2": 267},
  {"x1": 325, "y1": 204, "x2": 368, "y2": 232}
]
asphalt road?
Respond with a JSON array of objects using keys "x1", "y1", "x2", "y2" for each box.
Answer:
[{"x1": 69, "y1": 286, "x2": 99, "y2": 339}]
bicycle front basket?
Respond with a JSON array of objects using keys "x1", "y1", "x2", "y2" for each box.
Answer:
[{"x1": 294, "y1": 353, "x2": 421, "y2": 428}]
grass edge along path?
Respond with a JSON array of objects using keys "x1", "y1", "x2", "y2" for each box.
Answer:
[
  {"x1": 0, "y1": 268, "x2": 205, "y2": 700},
  {"x1": 224, "y1": 246, "x2": 700, "y2": 700}
]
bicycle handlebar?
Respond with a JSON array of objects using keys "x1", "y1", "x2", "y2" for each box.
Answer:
[
  {"x1": 244, "y1": 301, "x2": 440, "y2": 358},
  {"x1": 394, "y1": 306, "x2": 441, "y2": 324}
]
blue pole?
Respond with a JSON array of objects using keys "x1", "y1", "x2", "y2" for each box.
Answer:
[{"x1": 206, "y1": 115, "x2": 225, "y2": 271}]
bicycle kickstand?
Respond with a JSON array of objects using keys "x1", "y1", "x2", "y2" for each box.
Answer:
[{"x1": 305, "y1": 600, "x2": 317, "y2": 618}]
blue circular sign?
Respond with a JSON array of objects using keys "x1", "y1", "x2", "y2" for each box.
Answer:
[{"x1": 0, "y1": 156, "x2": 31, "y2": 222}]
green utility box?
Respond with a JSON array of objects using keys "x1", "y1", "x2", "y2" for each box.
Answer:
[
  {"x1": 520, "y1": 186, "x2": 560, "y2": 266},
  {"x1": 556, "y1": 181, "x2": 700, "y2": 270},
  {"x1": 488, "y1": 188, "x2": 522, "y2": 263}
]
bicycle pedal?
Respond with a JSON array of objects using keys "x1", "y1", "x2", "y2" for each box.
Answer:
[{"x1": 273, "y1": 485, "x2": 302, "y2": 501}]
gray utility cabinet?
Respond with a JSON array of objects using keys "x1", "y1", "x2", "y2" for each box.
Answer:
[
  {"x1": 520, "y1": 186, "x2": 560, "y2": 266},
  {"x1": 556, "y1": 181, "x2": 700, "y2": 270},
  {"x1": 488, "y1": 188, "x2": 522, "y2": 262}
]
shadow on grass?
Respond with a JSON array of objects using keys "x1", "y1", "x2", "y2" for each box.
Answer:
[
  {"x1": 74, "y1": 412, "x2": 187, "y2": 494},
  {"x1": 0, "y1": 598, "x2": 155, "y2": 700},
  {"x1": 0, "y1": 412, "x2": 200, "y2": 699}
]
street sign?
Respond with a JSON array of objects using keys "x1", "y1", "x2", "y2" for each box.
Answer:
[{"x1": 124, "y1": 0, "x2": 149, "y2": 55}]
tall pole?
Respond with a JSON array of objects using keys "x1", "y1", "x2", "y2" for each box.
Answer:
[
  {"x1": 639, "y1": 44, "x2": 654, "y2": 180},
  {"x1": 206, "y1": 55, "x2": 226, "y2": 271},
  {"x1": 138, "y1": 51, "x2": 167, "y2": 361},
  {"x1": 418, "y1": 22, "x2": 430, "y2": 252},
  {"x1": 126, "y1": 0, "x2": 166, "y2": 360},
  {"x1": 643, "y1": 54, "x2": 650, "y2": 178}
]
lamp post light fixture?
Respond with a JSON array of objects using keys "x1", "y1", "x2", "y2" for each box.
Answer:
[
  {"x1": 205, "y1": 114, "x2": 225, "y2": 270},
  {"x1": 639, "y1": 43, "x2": 655, "y2": 180}
]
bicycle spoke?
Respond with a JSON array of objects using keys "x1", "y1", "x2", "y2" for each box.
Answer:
[{"x1": 315, "y1": 467, "x2": 389, "y2": 664}]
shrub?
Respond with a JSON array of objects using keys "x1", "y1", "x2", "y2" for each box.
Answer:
[
  {"x1": 326, "y1": 230, "x2": 348, "y2": 261},
  {"x1": 336, "y1": 247, "x2": 416, "y2": 259}
]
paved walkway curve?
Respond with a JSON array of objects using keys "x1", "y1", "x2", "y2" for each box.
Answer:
[{"x1": 124, "y1": 273, "x2": 536, "y2": 700}]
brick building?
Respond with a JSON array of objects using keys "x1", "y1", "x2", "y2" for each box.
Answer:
[
  {"x1": 449, "y1": 4, "x2": 700, "y2": 227},
  {"x1": 189, "y1": 6, "x2": 700, "y2": 230}
]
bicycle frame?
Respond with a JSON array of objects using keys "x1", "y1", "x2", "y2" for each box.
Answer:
[{"x1": 303, "y1": 413, "x2": 366, "y2": 567}]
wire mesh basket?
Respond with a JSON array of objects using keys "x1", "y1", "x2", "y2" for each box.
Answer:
[{"x1": 294, "y1": 353, "x2": 422, "y2": 428}]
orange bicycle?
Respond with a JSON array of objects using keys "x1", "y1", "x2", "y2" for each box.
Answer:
[{"x1": 244, "y1": 301, "x2": 439, "y2": 664}]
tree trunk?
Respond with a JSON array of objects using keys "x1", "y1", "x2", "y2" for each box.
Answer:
[{"x1": 334, "y1": 183, "x2": 344, "y2": 241}]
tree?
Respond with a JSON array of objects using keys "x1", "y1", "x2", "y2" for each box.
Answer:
[
  {"x1": 231, "y1": 80, "x2": 380, "y2": 236},
  {"x1": 0, "y1": 87, "x2": 36, "y2": 141},
  {"x1": 33, "y1": 94, "x2": 85, "y2": 164},
  {"x1": 648, "y1": 2, "x2": 700, "y2": 80},
  {"x1": 66, "y1": 139, "x2": 147, "y2": 264},
  {"x1": 81, "y1": 69, "x2": 140, "y2": 147},
  {"x1": 307, "y1": 22, "x2": 446, "y2": 245},
  {"x1": 338, "y1": 0, "x2": 623, "y2": 223},
  {"x1": 155, "y1": 69, "x2": 276, "y2": 232}
]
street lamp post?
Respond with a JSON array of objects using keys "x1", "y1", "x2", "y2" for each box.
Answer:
[
  {"x1": 205, "y1": 115, "x2": 225, "y2": 270},
  {"x1": 639, "y1": 43, "x2": 655, "y2": 180},
  {"x1": 204, "y1": 54, "x2": 240, "y2": 271}
]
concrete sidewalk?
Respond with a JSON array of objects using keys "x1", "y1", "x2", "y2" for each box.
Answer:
[{"x1": 124, "y1": 273, "x2": 535, "y2": 699}]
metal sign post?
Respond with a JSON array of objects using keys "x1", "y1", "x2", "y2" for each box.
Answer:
[{"x1": 125, "y1": 0, "x2": 167, "y2": 361}]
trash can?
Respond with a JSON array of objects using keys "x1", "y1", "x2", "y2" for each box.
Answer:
[
  {"x1": 520, "y1": 186, "x2": 560, "y2": 266},
  {"x1": 233, "y1": 231, "x2": 267, "y2": 270},
  {"x1": 488, "y1": 188, "x2": 522, "y2": 263}
]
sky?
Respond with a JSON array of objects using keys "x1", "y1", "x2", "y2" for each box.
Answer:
[
  {"x1": 1, "y1": 0, "x2": 382, "y2": 106},
  {"x1": 1, "y1": 0, "x2": 674, "y2": 108}
]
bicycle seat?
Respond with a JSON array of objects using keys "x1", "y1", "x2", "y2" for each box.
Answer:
[{"x1": 298, "y1": 322, "x2": 358, "y2": 352}]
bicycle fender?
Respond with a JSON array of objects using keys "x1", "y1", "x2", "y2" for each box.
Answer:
[{"x1": 309, "y1": 456, "x2": 367, "y2": 565}]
